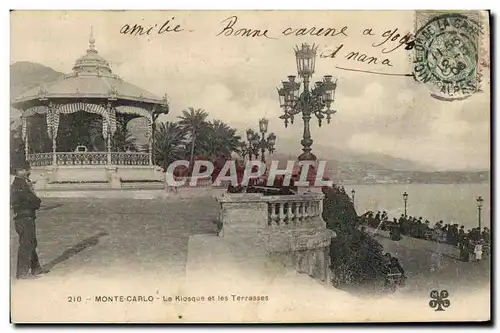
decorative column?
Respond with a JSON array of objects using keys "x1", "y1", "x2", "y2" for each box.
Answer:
[
  {"x1": 21, "y1": 113, "x2": 29, "y2": 157},
  {"x1": 106, "y1": 102, "x2": 114, "y2": 165},
  {"x1": 148, "y1": 117, "x2": 153, "y2": 165},
  {"x1": 106, "y1": 108, "x2": 111, "y2": 165},
  {"x1": 50, "y1": 105, "x2": 60, "y2": 166},
  {"x1": 107, "y1": 87, "x2": 117, "y2": 165},
  {"x1": 148, "y1": 106, "x2": 156, "y2": 166},
  {"x1": 107, "y1": 133, "x2": 111, "y2": 164}
]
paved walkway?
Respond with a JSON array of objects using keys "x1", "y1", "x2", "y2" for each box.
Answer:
[
  {"x1": 11, "y1": 199, "x2": 490, "y2": 290},
  {"x1": 10, "y1": 197, "x2": 491, "y2": 323},
  {"x1": 10, "y1": 197, "x2": 220, "y2": 280},
  {"x1": 362, "y1": 228, "x2": 491, "y2": 296}
]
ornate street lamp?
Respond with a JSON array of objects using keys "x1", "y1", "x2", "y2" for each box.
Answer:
[
  {"x1": 244, "y1": 129, "x2": 260, "y2": 160},
  {"x1": 351, "y1": 189, "x2": 356, "y2": 208},
  {"x1": 477, "y1": 196, "x2": 484, "y2": 230},
  {"x1": 244, "y1": 119, "x2": 277, "y2": 163},
  {"x1": 258, "y1": 118, "x2": 276, "y2": 163},
  {"x1": 402, "y1": 192, "x2": 409, "y2": 216},
  {"x1": 277, "y1": 43, "x2": 338, "y2": 161}
]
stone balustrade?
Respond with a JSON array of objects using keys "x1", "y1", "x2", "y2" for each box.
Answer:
[
  {"x1": 217, "y1": 192, "x2": 335, "y2": 283},
  {"x1": 266, "y1": 195, "x2": 323, "y2": 229}
]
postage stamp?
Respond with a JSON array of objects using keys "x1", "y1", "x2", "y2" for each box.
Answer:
[{"x1": 413, "y1": 11, "x2": 483, "y2": 101}]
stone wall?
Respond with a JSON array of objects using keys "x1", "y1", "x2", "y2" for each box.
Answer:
[
  {"x1": 31, "y1": 165, "x2": 164, "y2": 190},
  {"x1": 217, "y1": 192, "x2": 336, "y2": 283}
]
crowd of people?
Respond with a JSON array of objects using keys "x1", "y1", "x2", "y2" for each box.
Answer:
[{"x1": 360, "y1": 211, "x2": 490, "y2": 262}]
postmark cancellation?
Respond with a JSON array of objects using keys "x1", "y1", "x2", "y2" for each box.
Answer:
[{"x1": 413, "y1": 11, "x2": 487, "y2": 101}]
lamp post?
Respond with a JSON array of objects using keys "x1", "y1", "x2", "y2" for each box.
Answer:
[
  {"x1": 351, "y1": 189, "x2": 356, "y2": 208},
  {"x1": 245, "y1": 129, "x2": 259, "y2": 160},
  {"x1": 258, "y1": 118, "x2": 276, "y2": 163},
  {"x1": 244, "y1": 123, "x2": 276, "y2": 162},
  {"x1": 477, "y1": 196, "x2": 484, "y2": 230},
  {"x1": 277, "y1": 43, "x2": 338, "y2": 161},
  {"x1": 402, "y1": 192, "x2": 408, "y2": 216}
]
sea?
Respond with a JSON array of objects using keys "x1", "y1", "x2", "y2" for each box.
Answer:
[{"x1": 346, "y1": 183, "x2": 491, "y2": 229}]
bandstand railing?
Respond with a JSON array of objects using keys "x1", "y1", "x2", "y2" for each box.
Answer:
[
  {"x1": 27, "y1": 152, "x2": 151, "y2": 166},
  {"x1": 27, "y1": 153, "x2": 53, "y2": 167},
  {"x1": 56, "y1": 152, "x2": 108, "y2": 165},
  {"x1": 111, "y1": 152, "x2": 149, "y2": 165}
]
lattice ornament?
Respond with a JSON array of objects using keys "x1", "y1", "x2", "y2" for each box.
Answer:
[
  {"x1": 146, "y1": 118, "x2": 153, "y2": 140},
  {"x1": 56, "y1": 102, "x2": 110, "y2": 139},
  {"x1": 115, "y1": 105, "x2": 153, "y2": 140},
  {"x1": 46, "y1": 109, "x2": 53, "y2": 139},
  {"x1": 21, "y1": 115, "x2": 27, "y2": 141},
  {"x1": 52, "y1": 109, "x2": 60, "y2": 139},
  {"x1": 108, "y1": 107, "x2": 117, "y2": 136}
]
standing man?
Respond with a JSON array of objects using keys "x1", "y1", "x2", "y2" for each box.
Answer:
[{"x1": 10, "y1": 160, "x2": 49, "y2": 279}]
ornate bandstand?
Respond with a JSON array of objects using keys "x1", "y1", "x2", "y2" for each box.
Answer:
[{"x1": 11, "y1": 32, "x2": 169, "y2": 189}]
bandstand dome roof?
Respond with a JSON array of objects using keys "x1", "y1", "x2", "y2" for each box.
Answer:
[{"x1": 12, "y1": 30, "x2": 167, "y2": 111}]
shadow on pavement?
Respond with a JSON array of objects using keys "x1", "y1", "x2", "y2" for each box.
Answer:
[
  {"x1": 44, "y1": 231, "x2": 109, "y2": 270},
  {"x1": 441, "y1": 252, "x2": 460, "y2": 261},
  {"x1": 39, "y1": 203, "x2": 64, "y2": 211}
]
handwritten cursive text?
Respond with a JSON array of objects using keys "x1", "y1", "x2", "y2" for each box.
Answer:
[
  {"x1": 371, "y1": 28, "x2": 414, "y2": 53},
  {"x1": 282, "y1": 26, "x2": 348, "y2": 37},
  {"x1": 216, "y1": 16, "x2": 276, "y2": 39},
  {"x1": 120, "y1": 17, "x2": 188, "y2": 36}
]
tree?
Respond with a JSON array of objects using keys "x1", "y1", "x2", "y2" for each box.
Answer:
[
  {"x1": 26, "y1": 114, "x2": 52, "y2": 153},
  {"x1": 10, "y1": 119, "x2": 25, "y2": 173},
  {"x1": 178, "y1": 108, "x2": 209, "y2": 167},
  {"x1": 151, "y1": 102, "x2": 170, "y2": 165},
  {"x1": 57, "y1": 112, "x2": 105, "y2": 152},
  {"x1": 196, "y1": 120, "x2": 243, "y2": 159},
  {"x1": 322, "y1": 186, "x2": 386, "y2": 287},
  {"x1": 112, "y1": 118, "x2": 138, "y2": 152},
  {"x1": 88, "y1": 117, "x2": 106, "y2": 151},
  {"x1": 152, "y1": 121, "x2": 187, "y2": 171}
]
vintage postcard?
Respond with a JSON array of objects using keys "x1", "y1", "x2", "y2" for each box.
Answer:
[{"x1": 9, "y1": 10, "x2": 491, "y2": 323}]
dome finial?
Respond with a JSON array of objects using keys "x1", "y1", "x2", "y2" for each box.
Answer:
[{"x1": 89, "y1": 25, "x2": 96, "y2": 52}]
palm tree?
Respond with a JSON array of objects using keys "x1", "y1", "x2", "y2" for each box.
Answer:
[
  {"x1": 88, "y1": 116, "x2": 106, "y2": 151},
  {"x1": 178, "y1": 108, "x2": 209, "y2": 167},
  {"x1": 197, "y1": 120, "x2": 242, "y2": 159},
  {"x1": 151, "y1": 103, "x2": 170, "y2": 163},
  {"x1": 152, "y1": 121, "x2": 187, "y2": 171},
  {"x1": 112, "y1": 118, "x2": 138, "y2": 152}
]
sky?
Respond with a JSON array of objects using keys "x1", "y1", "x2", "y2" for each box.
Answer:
[{"x1": 10, "y1": 10, "x2": 491, "y2": 170}]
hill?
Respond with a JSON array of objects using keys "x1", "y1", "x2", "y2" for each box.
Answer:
[
  {"x1": 269, "y1": 152, "x2": 490, "y2": 184},
  {"x1": 10, "y1": 61, "x2": 65, "y2": 124},
  {"x1": 11, "y1": 61, "x2": 65, "y2": 98}
]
